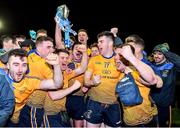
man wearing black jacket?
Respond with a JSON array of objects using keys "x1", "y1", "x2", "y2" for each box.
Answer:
[{"x1": 150, "y1": 43, "x2": 180, "y2": 127}]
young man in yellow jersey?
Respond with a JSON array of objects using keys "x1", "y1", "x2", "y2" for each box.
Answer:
[
  {"x1": 65, "y1": 42, "x2": 89, "y2": 127},
  {"x1": 18, "y1": 36, "x2": 59, "y2": 127},
  {"x1": 43, "y1": 45, "x2": 88, "y2": 127},
  {"x1": 114, "y1": 44, "x2": 162, "y2": 127},
  {"x1": 84, "y1": 31, "x2": 122, "y2": 127},
  {"x1": 0, "y1": 49, "x2": 62, "y2": 126}
]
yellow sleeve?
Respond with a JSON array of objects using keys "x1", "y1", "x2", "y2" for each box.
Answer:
[
  {"x1": 67, "y1": 70, "x2": 76, "y2": 80},
  {"x1": 29, "y1": 77, "x2": 41, "y2": 90},
  {"x1": 28, "y1": 53, "x2": 53, "y2": 79},
  {"x1": 38, "y1": 60, "x2": 53, "y2": 79},
  {"x1": 87, "y1": 57, "x2": 94, "y2": 72},
  {"x1": 131, "y1": 71, "x2": 140, "y2": 81},
  {"x1": 131, "y1": 71, "x2": 145, "y2": 87}
]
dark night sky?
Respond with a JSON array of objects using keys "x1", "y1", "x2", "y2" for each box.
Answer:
[{"x1": 0, "y1": 0, "x2": 179, "y2": 55}]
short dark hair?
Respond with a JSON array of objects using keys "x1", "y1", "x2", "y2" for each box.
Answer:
[
  {"x1": 14, "y1": 35, "x2": 26, "y2": 40},
  {"x1": 0, "y1": 35, "x2": 14, "y2": 48},
  {"x1": 36, "y1": 36, "x2": 53, "y2": 46},
  {"x1": 0, "y1": 49, "x2": 28, "y2": 64},
  {"x1": 54, "y1": 48, "x2": 69, "y2": 55},
  {"x1": 78, "y1": 29, "x2": 88, "y2": 35},
  {"x1": 97, "y1": 31, "x2": 115, "y2": 42},
  {"x1": 9, "y1": 49, "x2": 28, "y2": 58},
  {"x1": 125, "y1": 34, "x2": 145, "y2": 49},
  {"x1": 90, "y1": 43, "x2": 98, "y2": 49},
  {"x1": 72, "y1": 42, "x2": 82, "y2": 51}
]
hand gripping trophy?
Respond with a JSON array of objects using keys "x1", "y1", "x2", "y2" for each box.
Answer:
[{"x1": 55, "y1": 4, "x2": 77, "y2": 48}]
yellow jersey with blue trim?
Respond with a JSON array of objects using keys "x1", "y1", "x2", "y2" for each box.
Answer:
[
  {"x1": 11, "y1": 76, "x2": 41, "y2": 123},
  {"x1": 26, "y1": 51, "x2": 53, "y2": 107},
  {"x1": 87, "y1": 55, "x2": 121, "y2": 104}
]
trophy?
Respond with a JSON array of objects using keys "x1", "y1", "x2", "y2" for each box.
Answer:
[{"x1": 55, "y1": 4, "x2": 77, "y2": 48}]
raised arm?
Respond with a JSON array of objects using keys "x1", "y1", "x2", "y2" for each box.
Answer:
[
  {"x1": 120, "y1": 45, "x2": 158, "y2": 85},
  {"x1": 74, "y1": 44, "x2": 88, "y2": 75},
  {"x1": 55, "y1": 21, "x2": 65, "y2": 49},
  {"x1": 40, "y1": 53, "x2": 63, "y2": 89},
  {"x1": 164, "y1": 51, "x2": 180, "y2": 71}
]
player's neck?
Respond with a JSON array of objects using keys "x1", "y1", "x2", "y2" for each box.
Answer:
[{"x1": 102, "y1": 49, "x2": 114, "y2": 58}]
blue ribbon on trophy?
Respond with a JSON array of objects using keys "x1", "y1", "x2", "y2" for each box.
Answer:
[{"x1": 55, "y1": 4, "x2": 77, "y2": 48}]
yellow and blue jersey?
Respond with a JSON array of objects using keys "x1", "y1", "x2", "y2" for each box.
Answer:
[{"x1": 87, "y1": 54, "x2": 121, "y2": 104}]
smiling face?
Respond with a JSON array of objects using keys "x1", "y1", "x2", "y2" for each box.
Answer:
[
  {"x1": 78, "y1": 31, "x2": 88, "y2": 45},
  {"x1": 7, "y1": 55, "x2": 28, "y2": 82},
  {"x1": 153, "y1": 51, "x2": 166, "y2": 64}
]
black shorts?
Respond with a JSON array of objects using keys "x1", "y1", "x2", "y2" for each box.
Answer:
[
  {"x1": 84, "y1": 99, "x2": 122, "y2": 127},
  {"x1": 18, "y1": 105, "x2": 44, "y2": 127},
  {"x1": 44, "y1": 111, "x2": 71, "y2": 127},
  {"x1": 66, "y1": 95, "x2": 86, "y2": 120}
]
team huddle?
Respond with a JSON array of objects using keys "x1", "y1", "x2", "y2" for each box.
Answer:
[{"x1": 0, "y1": 27, "x2": 179, "y2": 127}]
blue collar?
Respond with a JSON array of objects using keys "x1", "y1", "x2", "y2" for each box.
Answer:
[
  {"x1": 102, "y1": 52, "x2": 115, "y2": 59},
  {"x1": 28, "y1": 49, "x2": 40, "y2": 56}
]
